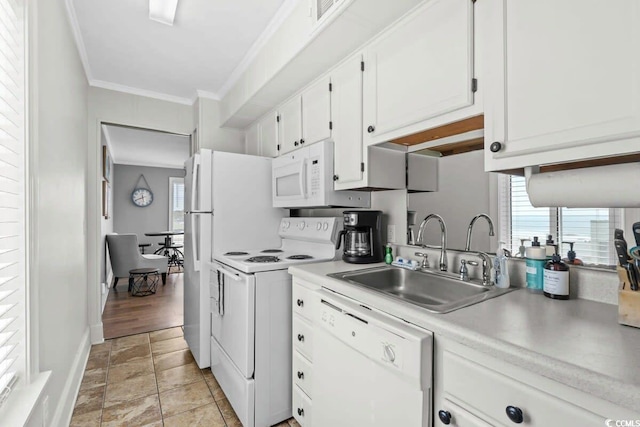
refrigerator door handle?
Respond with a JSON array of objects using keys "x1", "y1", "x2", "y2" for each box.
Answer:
[{"x1": 190, "y1": 153, "x2": 201, "y2": 213}]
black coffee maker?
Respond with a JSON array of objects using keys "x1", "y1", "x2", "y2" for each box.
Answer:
[{"x1": 335, "y1": 210, "x2": 384, "y2": 264}]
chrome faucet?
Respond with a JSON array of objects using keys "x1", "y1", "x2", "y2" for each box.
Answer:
[
  {"x1": 416, "y1": 214, "x2": 448, "y2": 272},
  {"x1": 465, "y1": 214, "x2": 495, "y2": 252},
  {"x1": 469, "y1": 251, "x2": 493, "y2": 286}
]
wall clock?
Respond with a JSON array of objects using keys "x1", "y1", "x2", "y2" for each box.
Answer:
[
  {"x1": 132, "y1": 187, "x2": 153, "y2": 207},
  {"x1": 132, "y1": 174, "x2": 154, "y2": 207}
]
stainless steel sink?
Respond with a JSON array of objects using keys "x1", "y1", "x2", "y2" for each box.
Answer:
[{"x1": 327, "y1": 266, "x2": 514, "y2": 313}]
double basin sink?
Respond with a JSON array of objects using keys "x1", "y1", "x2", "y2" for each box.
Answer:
[{"x1": 328, "y1": 266, "x2": 513, "y2": 314}]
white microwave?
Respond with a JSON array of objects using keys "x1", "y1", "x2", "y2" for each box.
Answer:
[{"x1": 272, "y1": 140, "x2": 370, "y2": 208}]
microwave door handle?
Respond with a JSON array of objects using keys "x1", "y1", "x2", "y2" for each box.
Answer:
[{"x1": 299, "y1": 160, "x2": 307, "y2": 199}]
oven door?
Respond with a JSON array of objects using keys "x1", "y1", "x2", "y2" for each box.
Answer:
[
  {"x1": 209, "y1": 262, "x2": 255, "y2": 378},
  {"x1": 272, "y1": 149, "x2": 309, "y2": 207}
]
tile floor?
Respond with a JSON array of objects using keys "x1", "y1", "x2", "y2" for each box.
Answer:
[{"x1": 71, "y1": 327, "x2": 300, "y2": 427}]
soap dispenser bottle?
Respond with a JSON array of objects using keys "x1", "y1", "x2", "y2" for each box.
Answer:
[
  {"x1": 562, "y1": 242, "x2": 583, "y2": 266},
  {"x1": 525, "y1": 237, "x2": 546, "y2": 293},
  {"x1": 545, "y1": 235, "x2": 556, "y2": 259},
  {"x1": 544, "y1": 247, "x2": 570, "y2": 300}
]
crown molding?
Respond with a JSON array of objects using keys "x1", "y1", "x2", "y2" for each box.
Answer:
[
  {"x1": 64, "y1": 0, "x2": 93, "y2": 81},
  {"x1": 90, "y1": 79, "x2": 195, "y2": 106},
  {"x1": 113, "y1": 159, "x2": 187, "y2": 170},
  {"x1": 216, "y1": 0, "x2": 298, "y2": 99},
  {"x1": 196, "y1": 90, "x2": 221, "y2": 101}
]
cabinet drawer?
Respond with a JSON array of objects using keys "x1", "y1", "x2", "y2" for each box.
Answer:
[
  {"x1": 443, "y1": 351, "x2": 602, "y2": 426},
  {"x1": 293, "y1": 315, "x2": 314, "y2": 361},
  {"x1": 292, "y1": 283, "x2": 313, "y2": 320},
  {"x1": 293, "y1": 385, "x2": 312, "y2": 426},
  {"x1": 293, "y1": 351, "x2": 313, "y2": 398},
  {"x1": 439, "y1": 398, "x2": 494, "y2": 427}
]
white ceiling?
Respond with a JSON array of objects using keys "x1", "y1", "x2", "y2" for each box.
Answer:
[
  {"x1": 103, "y1": 125, "x2": 190, "y2": 169},
  {"x1": 69, "y1": 0, "x2": 288, "y2": 103}
]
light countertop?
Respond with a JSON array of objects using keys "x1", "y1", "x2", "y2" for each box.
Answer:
[{"x1": 289, "y1": 261, "x2": 640, "y2": 413}]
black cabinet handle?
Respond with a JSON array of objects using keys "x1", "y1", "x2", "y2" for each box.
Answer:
[
  {"x1": 297, "y1": 371, "x2": 304, "y2": 379},
  {"x1": 300, "y1": 139, "x2": 305, "y2": 144},
  {"x1": 294, "y1": 141, "x2": 299, "y2": 146},
  {"x1": 438, "y1": 410, "x2": 451, "y2": 425},
  {"x1": 297, "y1": 408, "x2": 304, "y2": 416},
  {"x1": 367, "y1": 125, "x2": 375, "y2": 133},
  {"x1": 297, "y1": 334, "x2": 304, "y2": 342},
  {"x1": 490, "y1": 141, "x2": 502, "y2": 153},
  {"x1": 296, "y1": 299, "x2": 304, "y2": 307},
  {"x1": 505, "y1": 406, "x2": 523, "y2": 424},
  {"x1": 333, "y1": 175, "x2": 339, "y2": 181}
]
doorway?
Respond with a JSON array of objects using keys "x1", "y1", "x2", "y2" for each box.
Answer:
[{"x1": 99, "y1": 124, "x2": 191, "y2": 339}]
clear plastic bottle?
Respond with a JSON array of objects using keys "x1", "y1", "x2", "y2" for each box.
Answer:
[{"x1": 494, "y1": 242, "x2": 511, "y2": 289}]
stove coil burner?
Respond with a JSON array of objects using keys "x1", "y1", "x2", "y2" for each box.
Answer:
[
  {"x1": 224, "y1": 251, "x2": 249, "y2": 256},
  {"x1": 287, "y1": 255, "x2": 314, "y2": 260},
  {"x1": 261, "y1": 249, "x2": 283, "y2": 253},
  {"x1": 246, "y1": 256, "x2": 281, "y2": 263}
]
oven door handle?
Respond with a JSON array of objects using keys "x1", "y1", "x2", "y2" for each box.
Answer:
[{"x1": 213, "y1": 263, "x2": 242, "y2": 282}]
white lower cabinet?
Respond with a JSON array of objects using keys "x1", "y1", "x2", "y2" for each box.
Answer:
[
  {"x1": 292, "y1": 279, "x2": 319, "y2": 426},
  {"x1": 434, "y1": 338, "x2": 637, "y2": 426}
]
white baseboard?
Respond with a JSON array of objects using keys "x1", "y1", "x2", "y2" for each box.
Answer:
[
  {"x1": 90, "y1": 322, "x2": 104, "y2": 344},
  {"x1": 50, "y1": 328, "x2": 91, "y2": 427}
]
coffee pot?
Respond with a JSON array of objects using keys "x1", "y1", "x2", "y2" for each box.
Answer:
[{"x1": 335, "y1": 210, "x2": 384, "y2": 264}]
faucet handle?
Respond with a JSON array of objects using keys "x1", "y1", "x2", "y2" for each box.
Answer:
[
  {"x1": 463, "y1": 259, "x2": 479, "y2": 267},
  {"x1": 414, "y1": 252, "x2": 429, "y2": 268}
]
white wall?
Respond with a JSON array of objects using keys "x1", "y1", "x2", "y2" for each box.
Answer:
[
  {"x1": 27, "y1": 0, "x2": 90, "y2": 426},
  {"x1": 408, "y1": 150, "x2": 498, "y2": 251},
  {"x1": 113, "y1": 164, "x2": 184, "y2": 254},
  {"x1": 196, "y1": 97, "x2": 245, "y2": 153}
]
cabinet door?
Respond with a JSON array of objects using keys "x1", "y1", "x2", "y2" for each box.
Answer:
[
  {"x1": 279, "y1": 96, "x2": 303, "y2": 154},
  {"x1": 245, "y1": 122, "x2": 259, "y2": 156},
  {"x1": 302, "y1": 76, "x2": 331, "y2": 146},
  {"x1": 485, "y1": 0, "x2": 640, "y2": 171},
  {"x1": 257, "y1": 112, "x2": 279, "y2": 158},
  {"x1": 331, "y1": 55, "x2": 364, "y2": 189},
  {"x1": 363, "y1": 0, "x2": 474, "y2": 144}
]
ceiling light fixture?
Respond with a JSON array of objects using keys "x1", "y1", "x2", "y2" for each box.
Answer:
[{"x1": 149, "y1": 0, "x2": 179, "y2": 26}]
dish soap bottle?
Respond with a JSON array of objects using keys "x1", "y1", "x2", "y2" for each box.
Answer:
[
  {"x1": 562, "y1": 242, "x2": 583, "y2": 266},
  {"x1": 525, "y1": 237, "x2": 546, "y2": 293},
  {"x1": 384, "y1": 244, "x2": 393, "y2": 265},
  {"x1": 543, "y1": 248, "x2": 570, "y2": 300},
  {"x1": 493, "y1": 242, "x2": 511, "y2": 289}
]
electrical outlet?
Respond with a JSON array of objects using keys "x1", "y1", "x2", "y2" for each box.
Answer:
[
  {"x1": 387, "y1": 225, "x2": 396, "y2": 243},
  {"x1": 42, "y1": 395, "x2": 49, "y2": 427}
]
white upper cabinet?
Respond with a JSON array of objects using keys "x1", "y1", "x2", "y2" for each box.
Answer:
[
  {"x1": 302, "y1": 76, "x2": 332, "y2": 146},
  {"x1": 363, "y1": 0, "x2": 475, "y2": 145},
  {"x1": 278, "y1": 96, "x2": 303, "y2": 155},
  {"x1": 331, "y1": 55, "x2": 364, "y2": 189},
  {"x1": 484, "y1": 0, "x2": 640, "y2": 171},
  {"x1": 258, "y1": 112, "x2": 279, "y2": 158}
]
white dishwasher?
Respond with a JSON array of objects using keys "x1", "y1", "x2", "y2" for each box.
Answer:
[{"x1": 312, "y1": 289, "x2": 433, "y2": 427}]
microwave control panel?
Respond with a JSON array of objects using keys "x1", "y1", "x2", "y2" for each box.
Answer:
[{"x1": 309, "y1": 157, "x2": 323, "y2": 197}]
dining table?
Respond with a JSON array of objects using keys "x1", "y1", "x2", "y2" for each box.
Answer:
[{"x1": 144, "y1": 231, "x2": 184, "y2": 253}]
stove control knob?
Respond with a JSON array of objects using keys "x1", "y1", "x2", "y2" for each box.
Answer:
[
  {"x1": 323, "y1": 222, "x2": 329, "y2": 231},
  {"x1": 298, "y1": 221, "x2": 306, "y2": 230},
  {"x1": 283, "y1": 221, "x2": 290, "y2": 230},
  {"x1": 316, "y1": 222, "x2": 322, "y2": 230}
]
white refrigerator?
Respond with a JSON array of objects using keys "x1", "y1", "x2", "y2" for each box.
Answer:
[{"x1": 184, "y1": 149, "x2": 285, "y2": 368}]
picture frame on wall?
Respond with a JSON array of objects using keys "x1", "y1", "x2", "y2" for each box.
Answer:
[
  {"x1": 102, "y1": 180, "x2": 110, "y2": 219},
  {"x1": 102, "y1": 145, "x2": 112, "y2": 182}
]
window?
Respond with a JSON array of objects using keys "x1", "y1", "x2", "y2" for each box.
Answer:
[
  {"x1": 169, "y1": 177, "x2": 184, "y2": 244},
  {"x1": 0, "y1": 0, "x2": 25, "y2": 407},
  {"x1": 499, "y1": 175, "x2": 621, "y2": 266}
]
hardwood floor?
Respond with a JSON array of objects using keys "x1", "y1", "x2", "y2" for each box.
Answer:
[{"x1": 102, "y1": 270, "x2": 184, "y2": 340}]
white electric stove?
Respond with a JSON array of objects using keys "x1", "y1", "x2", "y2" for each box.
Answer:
[{"x1": 208, "y1": 217, "x2": 341, "y2": 427}]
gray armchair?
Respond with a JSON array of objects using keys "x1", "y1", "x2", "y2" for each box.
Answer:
[{"x1": 106, "y1": 233, "x2": 168, "y2": 289}]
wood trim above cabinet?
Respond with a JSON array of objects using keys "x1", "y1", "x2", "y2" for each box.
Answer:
[{"x1": 389, "y1": 115, "x2": 484, "y2": 147}]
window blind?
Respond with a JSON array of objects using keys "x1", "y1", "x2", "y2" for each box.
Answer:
[
  {"x1": 0, "y1": 0, "x2": 25, "y2": 408},
  {"x1": 500, "y1": 175, "x2": 620, "y2": 266}
]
